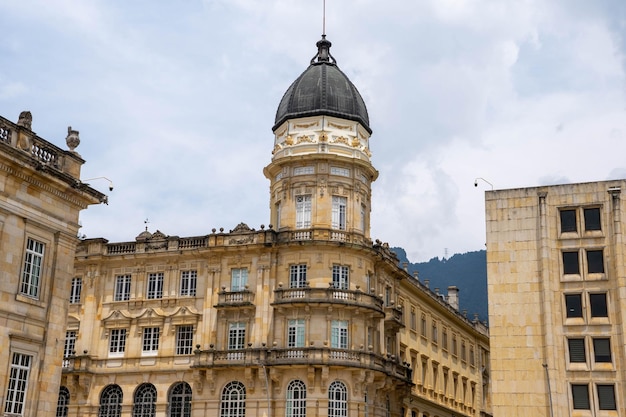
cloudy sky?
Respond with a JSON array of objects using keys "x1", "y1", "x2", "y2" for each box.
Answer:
[{"x1": 1, "y1": 0, "x2": 625, "y2": 262}]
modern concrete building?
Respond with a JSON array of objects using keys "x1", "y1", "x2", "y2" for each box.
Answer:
[
  {"x1": 0, "y1": 112, "x2": 106, "y2": 417},
  {"x1": 486, "y1": 180, "x2": 625, "y2": 416},
  {"x1": 59, "y1": 37, "x2": 490, "y2": 417}
]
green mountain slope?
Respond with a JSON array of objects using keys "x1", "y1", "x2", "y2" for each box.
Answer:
[{"x1": 392, "y1": 248, "x2": 488, "y2": 323}]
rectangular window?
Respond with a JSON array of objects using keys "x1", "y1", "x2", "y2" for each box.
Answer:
[
  {"x1": 461, "y1": 341, "x2": 467, "y2": 362},
  {"x1": 331, "y1": 320, "x2": 348, "y2": 349},
  {"x1": 565, "y1": 294, "x2": 583, "y2": 318},
  {"x1": 452, "y1": 336, "x2": 458, "y2": 356},
  {"x1": 180, "y1": 270, "x2": 197, "y2": 297},
  {"x1": 290, "y1": 264, "x2": 307, "y2": 288},
  {"x1": 560, "y1": 209, "x2": 577, "y2": 233},
  {"x1": 432, "y1": 323, "x2": 438, "y2": 344},
  {"x1": 593, "y1": 338, "x2": 611, "y2": 363},
  {"x1": 568, "y1": 338, "x2": 586, "y2": 363},
  {"x1": 332, "y1": 196, "x2": 347, "y2": 230},
  {"x1": 293, "y1": 166, "x2": 314, "y2": 175},
  {"x1": 4, "y1": 352, "x2": 32, "y2": 415},
  {"x1": 295, "y1": 195, "x2": 312, "y2": 229},
  {"x1": 469, "y1": 346, "x2": 475, "y2": 366},
  {"x1": 114, "y1": 275, "x2": 131, "y2": 301},
  {"x1": 63, "y1": 331, "x2": 77, "y2": 367},
  {"x1": 572, "y1": 384, "x2": 590, "y2": 409},
  {"x1": 276, "y1": 201, "x2": 281, "y2": 229},
  {"x1": 597, "y1": 384, "x2": 616, "y2": 410},
  {"x1": 231, "y1": 268, "x2": 248, "y2": 292},
  {"x1": 410, "y1": 307, "x2": 416, "y2": 331},
  {"x1": 332, "y1": 265, "x2": 349, "y2": 290},
  {"x1": 562, "y1": 251, "x2": 580, "y2": 275},
  {"x1": 142, "y1": 327, "x2": 160, "y2": 354},
  {"x1": 330, "y1": 166, "x2": 350, "y2": 177},
  {"x1": 20, "y1": 238, "x2": 45, "y2": 298},
  {"x1": 228, "y1": 322, "x2": 246, "y2": 350},
  {"x1": 147, "y1": 272, "x2": 164, "y2": 299},
  {"x1": 109, "y1": 329, "x2": 127, "y2": 355},
  {"x1": 584, "y1": 207, "x2": 601, "y2": 231},
  {"x1": 421, "y1": 316, "x2": 427, "y2": 337},
  {"x1": 586, "y1": 250, "x2": 604, "y2": 273},
  {"x1": 360, "y1": 204, "x2": 366, "y2": 231},
  {"x1": 288, "y1": 319, "x2": 305, "y2": 348},
  {"x1": 176, "y1": 325, "x2": 194, "y2": 355},
  {"x1": 442, "y1": 328, "x2": 448, "y2": 350},
  {"x1": 70, "y1": 277, "x2": 82, "y2": 304},
  {"x1": 589, "y1": 293, "x2": 608, "y2": 317}
]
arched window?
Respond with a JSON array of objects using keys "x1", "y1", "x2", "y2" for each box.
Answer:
[
  {"x1": 99, "y1": 385, "x2": 123, "y2": 417},
  {"x1": 220, "y1": 381, "x2": 246, "y2": 417},
  {"x1": 328, "y1": 381, "x2": 347, "y2": 417},
  {"x1": 286, "y1": 380, "x2": 306, "y2": 417},
  {"x1": 56, "y1": 386, "x2": 70, "y2": 417},
  {"x1": 133, "y1": 383, "x2": 157, "y2": 417},
  {"x1": 168, "y1": 382, "x2": 192, "y2": 417}
]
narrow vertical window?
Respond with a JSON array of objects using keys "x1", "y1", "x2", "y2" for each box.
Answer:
[
  {"x1": 289, "y1": 264, "x2": 307, "y2": 288},
  {"x1": 4, "y1": 353, "x2": 32, "y2": 415},
  {"x1": 597, "y1": 384, "x2": 616, "y2": 410},
  {"x1": 571, "y1": 384, "x2": 590, "y2": 409},
  {"x1": 146, "y1": 273, "x2": 163, "y2": 299},
  {"x1": 562, "y1": 251, "x2": 580, "y2": 275},
  {"x1": 567, "y1": 338, "x2": 586, "y2": 363},
  {"x1": 589, "y1": 293, "x2": 608, "y2": 317},
  {"x1": 21, "y1": 238, "x2": 45, "y2": 298},
  {"x1": 56, "y1": 386, "x2": 70, "y2": 417},
  {"x1": 560, "y1": 209, "x2": 577, "y2": 233},
  {"x1": 114, "y1": 275, "x2": 131, "y2": 301},
  {"x1": 286, "y1": 380, "x2": 306, "y2": 417},
  {"x1": 231, "y1": 268, "x2": 248, "y2": 292},
  {"x1": 331, "y1": 320, "x2": 348, "y2": 349},
  {"x1": 360, "y1": 204, "x2": 366, "y2": 231},
  {"x1": 593, "y1": 338, "x2": 611, "y2": 363},
  {"x1": 586, "y1": 250, "x2": 604, "y2": 273},
  {"x1": 70, "y1": 277, "x2": 82, "y2": 304},
  {"x1": 63, "y1": 331, "x2": 77, "y2": 367},
  {"x1": 288, "y1": 319, "x2": 305, "y2": 348},
  {"x1": 295, "y1": 195, "x2": 312, "y2": 229},
  {"x1": 332, "y1": 265, "x2": 349, "y2": 290},
  {"x1": 332, "y1": 196, "x2": 347, "y2": 230},
  {"x1": 180, "y1": 270, "x2": 197, "y2": 297},
  {"x1": 228, "y1": 323, "x2": 246, "y2": 351},
  {"x1": 176, "y1": 326, "x2": 194, "y2": 355},
  {"x1": 565, "y1": 294, "x2": 583, "y2": 318},
  {"x1": 583, "y1": 207, "x2": 601, "y2": 231},
  {"x1": 276, "y1": 201, "x2": 281, "y2": 229},
  {"x1": 328, "y1": 381, "x2": 347, "y2": 417}
]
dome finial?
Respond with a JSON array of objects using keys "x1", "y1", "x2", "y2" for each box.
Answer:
[{"x1": 311, "y1": 35, "x2": 336, "y2": 65}]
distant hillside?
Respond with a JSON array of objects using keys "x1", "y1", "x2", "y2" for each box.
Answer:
[{"x1": 392, "y1": 248, "x2": 488, "y2": 323}]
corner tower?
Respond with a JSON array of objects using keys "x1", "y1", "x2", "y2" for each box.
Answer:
[{"x1": 264, "y1": 36, "x2": 378, "y2": 239}]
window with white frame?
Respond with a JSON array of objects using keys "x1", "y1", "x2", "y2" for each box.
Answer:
[
  {"x1": 180, "y1": 270, "x2": 197, "y2": 297},
  {"x1": 142, "y1": 327, "x2": 160, "y2": 355},
  {"x1": 332, "y1": 265, "x2": 349, "y2": 290},
  {"x1": 295, "y1": 195, "x2": 312, "y2": 229},
  {"x1": 4, "y1": 352, "x2": 32, "y2": 415},
  {"x1": 133, "y1": 383, "x2": 156, "y2": 417},
  {"x1": 176, "y1": 326, "x2": 194, "y2": 355},
  {"x1": 56, "y1": 386, "x2": 70, "y2": 417},
  {"x1": 231, "y1": 268, "x2": 248, "y2": 292},
  {"x1": 70, "y1": 277, "x2": 82, "y2": 304},
  {"x1": 99, "y1": 384, "x2": 123, "y2": 417},
  {"x1": 330, "y1": 166, "x2": 350, "y2": 177},
  {"x1": 293, "y1": 166, "x2": 314, "y2": 175},
  {"x1": 109, "y1": 329, "x2": 127, "y2": 356},
  {"x1": 169, "y1": 382, "x2": 192, "y2": 417},
  {"x1": 332, "y1": 196, "x2": 347, "y2": 230},
  {"x1": 228, "y1": 322, "x2": 246, "y2": 350},
  {"x1": 286, "y1": 380, "x2": 307, "y2": 417},
  {"x1": 290, "y1": 264, "x2": 307, "y2": 288},
  {"x1": 114, "y1": 275, "x2": 131, "y2": 301},
  {"x1": 288, "y1": 319, "x2": 305, "y2": 348},
  {"x1": 63, "y1": 331, "x2": 77, "y2": 367},
  {"x1": 328, "y1": 381, "x2": 348, "y2": 417},
  {"x1": 331, "y1": 320, "x2": 348, "y2": 349},
  {"x1": 220, "y1": 381, "x2": 245, "y2": 417},
  {"x1": 147, "y1": 273, "x2": 163, "y2": 299},
  {"x1": 20, "y1": 238, "x2": 45, "y2": 298}
]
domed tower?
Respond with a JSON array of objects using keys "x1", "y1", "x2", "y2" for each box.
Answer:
[{"x1": 264, "y1": 36, "x2": 378, "y2": 239}]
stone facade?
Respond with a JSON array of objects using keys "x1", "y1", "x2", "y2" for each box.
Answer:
[
  {"x1": 0, "y1": 112, "x2": 105, "y2": 417},
  {"x1": 486, "y1": 180, "x2": 625, "y2": 416}
]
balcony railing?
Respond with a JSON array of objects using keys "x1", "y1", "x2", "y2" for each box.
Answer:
[
  {"x1": 384, "y1": 305, "x2": 405, "y2": 329},
  {"x1": 273, "y1": 286, "x2": 383, "y2": 313},
  {"x1": 192, "y1": 347, "x2": 411, "y2": 382},
  {"x1": 215, "y1": 290, "x2": 255, "y2": 308}
]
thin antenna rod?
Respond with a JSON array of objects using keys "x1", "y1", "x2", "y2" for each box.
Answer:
[{"x1": 322, "y1": 0, "x2": 326, "y2": 35}]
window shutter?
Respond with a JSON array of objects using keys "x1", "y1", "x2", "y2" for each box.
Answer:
[
  {"x1": 597, "y1": 385, "x2": 616, "y2": 410},
  {"x1": 568, "y1": 339, "x2": 586, "y2": 362}
]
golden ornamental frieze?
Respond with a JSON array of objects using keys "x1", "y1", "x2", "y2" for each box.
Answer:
[
  {"x1": 329, "y1": 122, "x2": 352, "y2": 130},
  {"x1": 294, "y1": 122, "x2": 318, "y2": 129},
  {"x1": 296, "y1": 135, "x2": 314, "y2": 144},
  {"x1": 333, "y1": 136, "x2": 350, "y2": 145}
]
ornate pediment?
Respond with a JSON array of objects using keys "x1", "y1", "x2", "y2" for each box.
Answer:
[{"x1": 231, "y1": 223, "x2": 252, "y2": 233}]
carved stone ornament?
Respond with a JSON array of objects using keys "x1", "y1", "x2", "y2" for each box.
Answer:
[
  {"x1": 66, "y1": 126, "x2": 80, "y2": 151},
  {"x1": 17, "y1": 111, "x2": 32, "y2": 130},
  {"x1": 231, "y1": 223, "x2": 252, "y2": 233}
]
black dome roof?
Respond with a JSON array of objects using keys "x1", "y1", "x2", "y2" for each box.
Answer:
[{"x1": 273, "y1": 36, "x2": 371, "y2": 133}]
